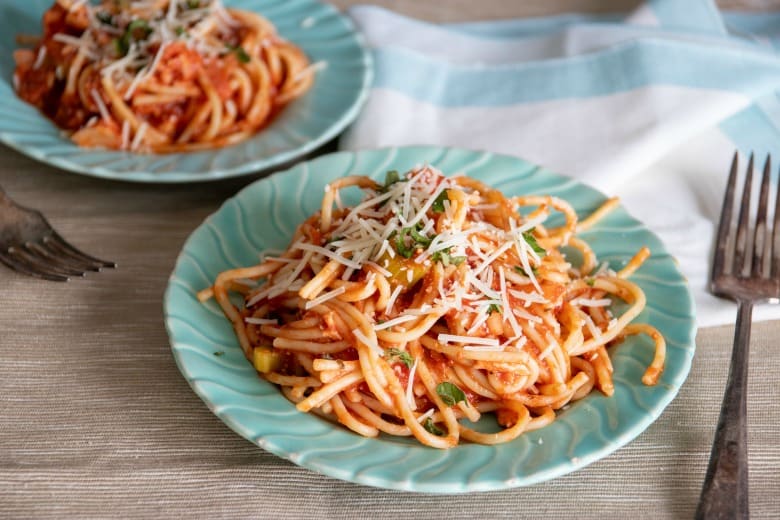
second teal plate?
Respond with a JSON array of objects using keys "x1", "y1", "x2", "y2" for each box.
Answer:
[{"x1": 0, "y1": 0, "x2": 372, "y2": 183}]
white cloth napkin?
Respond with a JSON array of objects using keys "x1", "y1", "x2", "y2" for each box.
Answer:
[{"x1": 340, "y1": 0, "x2": 780, "y2": 328}]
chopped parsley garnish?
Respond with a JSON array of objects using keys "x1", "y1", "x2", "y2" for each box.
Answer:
[
  {"x1": 175, "y1": 26, "x2": 188, "y2": 37},
  {"x1": 513, "y1": 265, "x2": 538, "y2": 277},
  {"x1": 127, "y1": 19, "x2": 152, "y2": 40},
  {"x1": 213, "y1": 351, "x2": 225, "y2": 357},
  {"x1": 385, "y1": 348, "x2": 413, "y2": 369},
  {"x1": 436, "y1": 382, "x2": 467, "y2": 407},
  {"x1": 376, "y1": 170, "x2": 403, "y2": 207},
  {"x1": 187, "y1": 0, "x2": 201, "y2": 8},
  {"x1": 585, "y1": 278, "x2": 596, "y2": 287},
  {"x1": 382, "y1": 170, "x2": 401, "y2": 191},
  {"x1": 226, "y1": 44, "x2": 251, "y2": 63},
  {"x1": 394, "y1": 223, "x2": 433, "y2": 259},
  {"x1": 234, "y1": 47, "x2": 251, "y2": 63},
  {"x1": 113, "y1": 37, "x2": 128, "y2": 57},
  {"x1": 393, "y1": 229, "x2": 413, "y2": 258},
  {"x1": 431, "y1": 248, "x2": 466, "y2": 267},
  {"x1": 522, "y1": 231, "x2": 546, "y2": 256},
  {"x1": 113, "y1": 19, "x2": 152, "y2": 57},
  {"x1": 487, "y1": 303, "x2": 502, "y2": 314},
  {"x1": 423, "y1": 418, "x2": 444, "y2": 436},
  {"x1": 431, "y1": 189, "x2": 449, "y2": 213},
  {"x1": 408, "y1": 226, "x2": 432, "y2": 247}
]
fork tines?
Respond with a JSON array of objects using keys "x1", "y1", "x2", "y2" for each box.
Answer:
[
  {"x1": 711, "y1": 152, "x2": 780, "y2": 301},
  {"x1": 0, "y1": 186, "x2": 116, "y2": 282},
  {"x1": 1, "y1": 233, "x2": 115, "y2": 282}
]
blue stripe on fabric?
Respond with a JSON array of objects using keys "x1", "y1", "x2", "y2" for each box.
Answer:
[
  {"x1": 447, "y1": 21, "x2": 759, "y2": 56},
  {"x1": 724, "y1": 12, "x2": 780, "y2": 38},
  {"x1": 356, "y1": 0, "x2": 780, "y2": 162},
  {"x1": 723, "y1": 12, "x2": 780, "y2": 50},
  {"x1": 720, "y1": 106, "x2": 780, "y2": 159},
  {"x1": 648, "y1": 0, "x2": 727, "y2": 36},
  {"x1": 721, "y1": 92, "x2": 780, "y2": 157},
  {"x1": 448, "y1": 13, "x2": 624, "y2": 39},
  {"x1": 372, "y1": 39, "x2": 780, "y2": 107},
  {"x1": 755, "y1": 92, "x2": 780, "y2": 126}
]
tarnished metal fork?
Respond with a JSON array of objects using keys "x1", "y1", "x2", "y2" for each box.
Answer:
[
  {"x1": 696, "y1": 153, "x2": 780, "y2": 520},
  {"x1": 0, "y1": 186, "x2": 115, "y2": 281}
]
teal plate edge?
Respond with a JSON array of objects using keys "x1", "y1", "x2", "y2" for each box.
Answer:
[
  {"x1": 163, "y1": 145, "x2": 697, "y2": 492},
  {"x1": 0, "y1": 0, "x2": 372, "y2": 183}
]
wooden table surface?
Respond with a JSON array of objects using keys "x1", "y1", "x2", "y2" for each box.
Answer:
[{"x1": 1, "y1": 1, "x2": 779, "y2": 519}]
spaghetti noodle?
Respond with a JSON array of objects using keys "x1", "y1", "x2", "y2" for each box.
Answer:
[
  {"x1": 13, "y1": 0, "x2": 317, "y2": 152},
  {"x1": 199, "y1": 166, "x2": 666, "y2": 448}
]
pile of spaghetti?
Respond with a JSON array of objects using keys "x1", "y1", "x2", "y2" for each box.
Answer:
[
  {"x1": 199, "y1": 166, "x2": 666, "y2": 448},
  {"x1": 13, "y1": 0, "x2": 316, "y2": 152}
]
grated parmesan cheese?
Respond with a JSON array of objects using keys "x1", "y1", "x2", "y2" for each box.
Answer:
[
  {"x1": 90, "y1": 89, "x2": 111, "y2": 122},
  {"x1": 385, "y1": 285, "x2": 403, "y2": 316},
  {"x1": 303, "y1": 285, "x2": 345, "y2": 310},
  {"x1": 570, "y1": 297, "x2": 612, "y2": 307},
  {"x1": 293, "y1": 60, "x2": 328, "y2": 82},
  {"x1": 416, "y1": 409, "x2": 435, "y2": 423},
  {"x1": 33, "y1": 46, "x2": 47, "y2": 70},
  {"x1": 405, "y1": 358, "x2": 418, "y2": 410},
  {"x1": 373, "y1": 314, "x2": 416, "y2": 331},
  {"x1": 130, "y1": 121, "x2": 149, "y2": 151},
  {"x1": 352, "y1": 328, "x2": 384, "y2": 356}
]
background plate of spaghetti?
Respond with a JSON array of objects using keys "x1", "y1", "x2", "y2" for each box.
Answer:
[
  {"x1": 164, "y1": 146, "x2": 695, "y2": 492},
  {"x1": 0, "y1": 0, "x2": 371, "y2": 182}
]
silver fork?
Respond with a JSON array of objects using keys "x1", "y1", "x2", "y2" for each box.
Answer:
[
  {"x1": 696, "y1": 153, "x2": 780, "y2": 519},
  {"x1": 0, "y1": 186, "x2": 115, "y2": 281}
]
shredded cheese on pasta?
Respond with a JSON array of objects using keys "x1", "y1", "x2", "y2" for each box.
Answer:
[{"x1": 200, "y1": 166, "x2": 667, "y2": 448}]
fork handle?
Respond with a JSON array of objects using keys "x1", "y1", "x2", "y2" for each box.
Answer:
[{"x1": 695, "y1": 300, "x2": 752, "y2": 520}]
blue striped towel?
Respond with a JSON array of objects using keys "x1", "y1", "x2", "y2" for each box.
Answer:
[{"x1": 340, "y1": 0, "x2": 780, "y2": 327}]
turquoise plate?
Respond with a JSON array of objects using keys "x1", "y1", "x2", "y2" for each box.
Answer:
[
  {"x1": 164, "y1": 146, "x2": 696, "y2": 492},
  {"x1": 0, "y1": 0, "x2": 371, "y2": 183}
]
